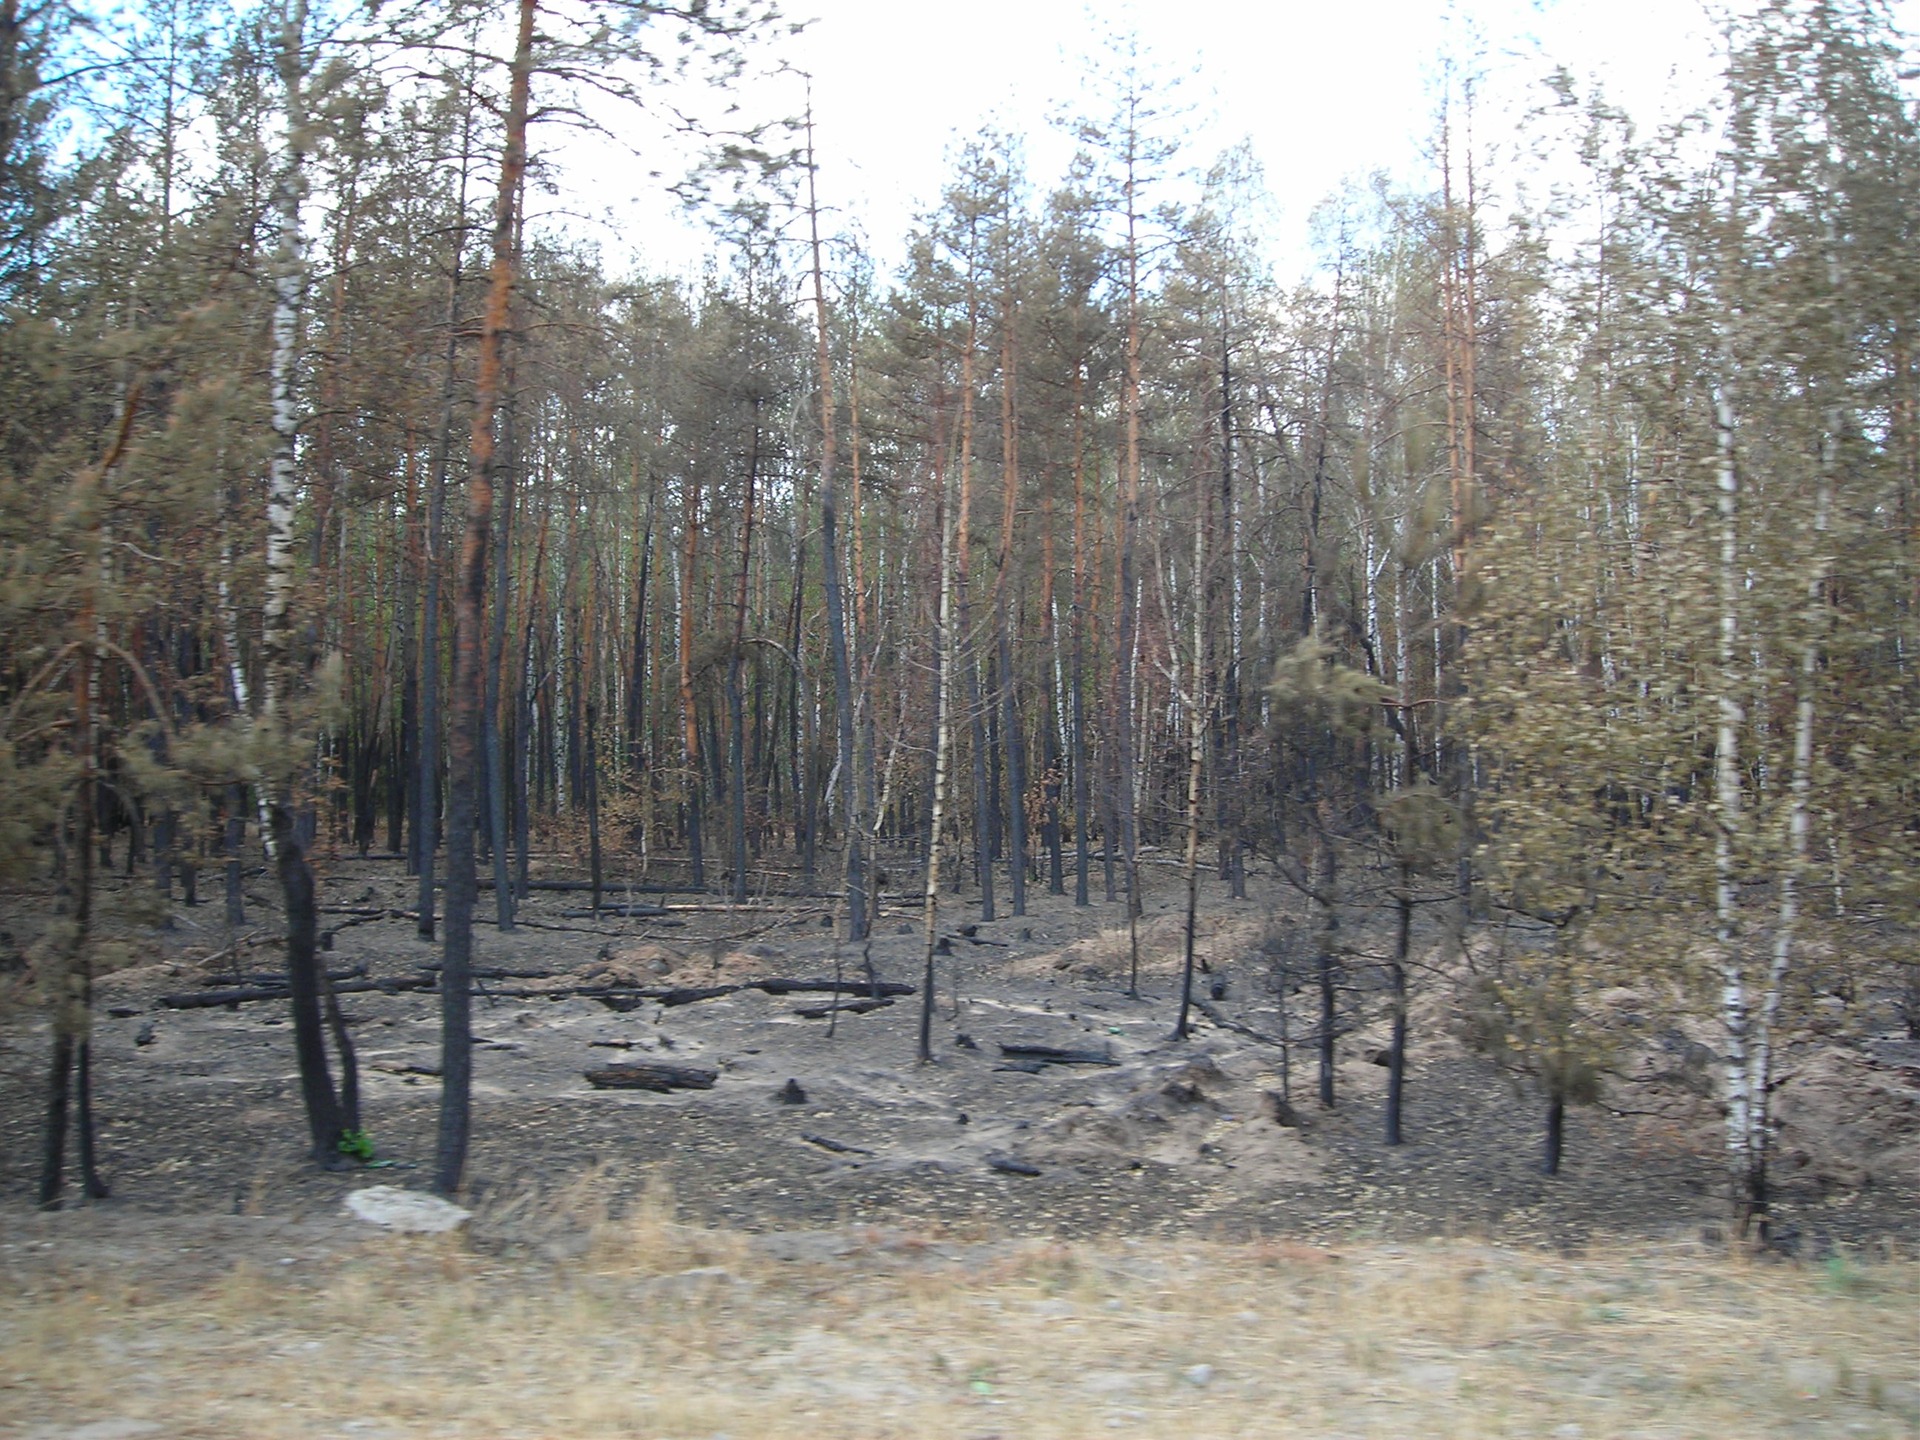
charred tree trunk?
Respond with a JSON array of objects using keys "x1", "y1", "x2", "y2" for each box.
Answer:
[
  {"x1": 1542, "y1": 1091, "x2": 1565, "y2": 1177},
  {"x1": 807, "y1": 101, "x2": 867, "y2": 941},
  {"x1": 679, "y1": 463, "x2": 706, "y2": 889},
  {"x1": 393, "y1": 447, "x2": 420, "y2": 860},
  {"x1": 275, "y1": 806, "x2": 343, "y2": 1165},
  {"x1": 415, "y1": 323, "x2": 451, "y2": 938},
  {"x1": 586, "y1": 699, "x2": 603, "y2": 912},
  {"x1": 994, "y1": 293, "x2": 1027, "y2": 917},
  {"x1": 513, "y1": 502, "x2": 549, "y2": 906},
  {"x1": 727, "y1": 380, "x2": 761, "y2": 906},
  {"x1": 955, "y1": 237, "x2": 992, "y2": 922},
  {"x1": 41, "y1": 613, "x2": 114, "y2": 1207},
  {"x1": 437, "y1": 0, "x2": 534, "y2": 1197},
  {"x1": 485, "y1": 282, "x2": 519, "y2": 931},
  {"x1": 1386, "y1": 860, "x2": 1411, "y2": 1146},
  {"x1": 1315, "y1": 803, "x2": 1339, "y2": 1109}
]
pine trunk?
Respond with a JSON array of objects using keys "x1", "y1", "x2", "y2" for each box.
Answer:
[
  {"x1": 437, "y1": 0, "x2": 534, "y2": 1197},
  {"x1": 808, "y1": 105, "x2": 866, "y2": 941},
  {"x1": 995, "y1": 297, "x2": 1027, "y2": 917}
]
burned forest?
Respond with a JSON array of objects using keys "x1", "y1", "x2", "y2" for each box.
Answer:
[{"x1": 3, "y1": 0, "x2": 1918, "y2": 1274}]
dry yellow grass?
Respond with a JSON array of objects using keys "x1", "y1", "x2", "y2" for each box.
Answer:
[{"x1": 2, "y1": 1186, "x2": 1916, "y2": 1440}]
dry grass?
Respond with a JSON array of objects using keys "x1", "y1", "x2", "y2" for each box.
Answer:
[{"x1": 2, "y1": 1184, "x2": 1916, "y2": 1440}]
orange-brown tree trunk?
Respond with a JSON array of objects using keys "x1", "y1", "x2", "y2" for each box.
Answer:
[{"x1": 437, "y1": 0, "x2": 534, "y2": 1197}]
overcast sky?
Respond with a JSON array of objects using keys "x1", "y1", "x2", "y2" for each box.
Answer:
[{"x1": 553, "y1": 0, "x2": 1919, "y2": 282}]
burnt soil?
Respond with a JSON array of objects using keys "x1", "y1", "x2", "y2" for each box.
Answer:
[{"x1": 3, "y1": 849, "x2": 1915, "y2": 1255}]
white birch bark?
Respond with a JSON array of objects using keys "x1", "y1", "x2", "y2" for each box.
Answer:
[
  {"x1": 918, "y1": 478, "x2": 956, "y2": 1063},
  {"x1": 260, "y1": 0, "x2": 308, "y2": 751},
  {"x1": 1398, "y1": 539, "x2": 1415, "y2": 794},
  {"x1": 1710, "y1": 384, "x2": 1755, "y2": 1224},
  {"x1": 1174, "y1": 464, "x2": 1209, "y2": 1039}
]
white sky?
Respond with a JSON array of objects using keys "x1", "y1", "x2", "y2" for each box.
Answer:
[{"x1": 552, "y1": 0, "x2": 1919, "y2": 282}]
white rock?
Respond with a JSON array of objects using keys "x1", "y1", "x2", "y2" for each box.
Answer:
[
  {"x1": 345, "y1": 1185, "x2": 471, "y2": 1234},
  {"x1": 1182, "y1": 1363, "x2": 1215, "y2": 1388}
]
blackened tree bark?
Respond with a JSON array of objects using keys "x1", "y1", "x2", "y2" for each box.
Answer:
[
  {"x1": 679, "y1": 462, "x2": 706, "y2": 888},
  {"x1": 1314, "y1": 809, "x2": 1338, "y2": 1108},
  {"x1": 631, "y1": 456, "x2": 660, "y2": 860},
  {"x1": 993, "y1": 271, "x2": 1027, "y2": 918},
  {"x1": 486, "y1": 382, "x2": 516, "y2": 929},
  {"x1": 1542, "y1": 1091, "x2": 1565, "y2": 1176},
  {"x1": 586, "y1": 698, "x2": 603, "y2": 910},
  {"x1": 483, "y1": 204, "x2": 525, "y2": 925},
  {"x1": 513, "y1": 502, "x2": 550, "y2": 905},
  {"x1": 437, "y1": 0, "x2": 534, "y2": 1197},
  {"x1": 954, "y1": 210, "x2": 993, "y2": 922},
  {"x1": 393, "y1": 448, "x2": 419, "y2": 859},
  {"x1": 274, "y1": 805, "x2": 343, "y2": 1164},
  {"x1": 727, "y1": 367, "x2": 760, "y2": 906},
  {"x1": 1385, "y1": 858, "x2": 1411, "y2": 1146},
  {"x1": 41, "y1": 639, "x2": 112, "y2": 1206},
  {"x1": 808, "y1": 94, "x2": 867, "y2": 941},
  {"x1": 416, "y1": 68, "x2": 478, "y2": 939}
]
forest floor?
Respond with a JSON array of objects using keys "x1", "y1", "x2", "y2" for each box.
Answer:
[{"x1": 2, "y1": 848, "x2": 1917, "y2": 1437}]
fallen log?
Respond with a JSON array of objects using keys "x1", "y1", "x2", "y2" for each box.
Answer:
[
  {"x1": 238, "y1": 963, "x2": 366, "y2": 987},
  {"x1": 986, "y1": 1152, "x2": 1042, "y2": 1176},
  {"x1": 169, "y1": 973, "x2": 917, "y2": 1013},
  {"x1": 611, "y1": 979, "x2": 911, "y2": 1007},
  {"x1": 793, "y1": 996, "x2": 896, "y2": 1019},
  {"x1": 647, "y1": 902, "x2": 833, "y2": 915},
  {"x1": 421, "y1": 963, "x2": 559, "y2": 980},
  {"x1": 561, "y1": 903, "x2": 671, "y2": 918},
  {"x1": 160, "y1": 975, "x2": 437, "y2": 1009},
  {"x1": 754, "y1": 978, "x2": 914, "y2": 997},
  {"x1": 996, "y1": 1043, "x2": 1118, "y2": 1067},
  {"x1": 512, "y1": 917, "x2": 685, "y2": 936},
  {"x1": 371, "y1": 1060, "x2": 442, "y2": 1077},
  {"x1": 474, "y1": 982, "x2": 737, "y2": 1010},
  {"x1": 801, "y1": 1132, "x2": 874, "y2": 1156},
  {"x1": 584, "y1": 1062, "x2": 718, "y2": 1092}
]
